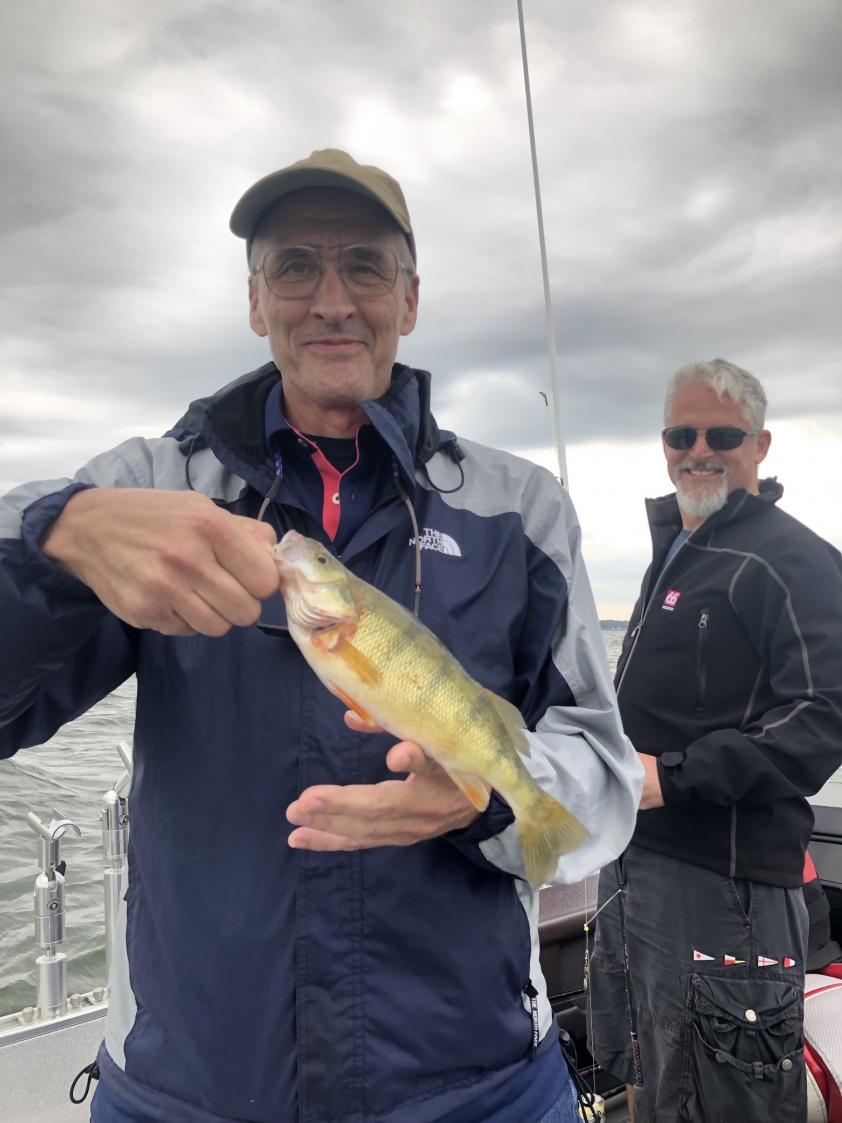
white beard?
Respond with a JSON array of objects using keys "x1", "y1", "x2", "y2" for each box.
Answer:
[{"x1": 675, "y1": 473, "x2": 729, "y2": 520}]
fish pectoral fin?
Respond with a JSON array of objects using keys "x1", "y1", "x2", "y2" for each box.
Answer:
[
  {"x1": 328, "y1": 683, "x2": 378, "y2": 728},
  {"x1": 312, "y1": 626, "x2": 346, "y2": 652},
  {"x1": 444, "y1": 767, "x2": 492, "y2": 812},
  {"x1": 482, "y1": 688, "x2": 530, "y2": 757},
  {"x1": 334, "y1": 637, "x2": 382, "y2": 687}
]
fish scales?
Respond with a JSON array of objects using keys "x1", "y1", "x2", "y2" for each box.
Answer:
[{"x1": 348, "y1": 586, "x2": 510, "y2": 774}]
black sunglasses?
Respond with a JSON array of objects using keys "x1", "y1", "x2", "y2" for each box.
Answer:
[{"x1": 662, "y1": 426, "x2": 758, "y2": 451}]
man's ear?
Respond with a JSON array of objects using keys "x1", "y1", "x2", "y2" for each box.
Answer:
[
  {"x1": 249, "y1": 275, "x2": 268, "y2": 338},
  {"x1": 400, "y1": 272, "x2": 420, "y2": 337},
  {"x1": 755, "y1": 429, "x2": 771, "y2": 464}
]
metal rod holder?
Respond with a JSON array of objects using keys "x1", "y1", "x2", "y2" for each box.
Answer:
[
  {"x1": 102, "y1": 741, "x2": 133, "y2": 982},
  {"x1": 26, "y1": 810, "x2": 82, "y2": 1019}
]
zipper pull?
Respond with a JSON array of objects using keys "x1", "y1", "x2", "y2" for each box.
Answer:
[
  {"x1": 630, "y1": 623, "x2": 641, "y2": 641},
  {"x1": 698, "y1": 611, "x2": 709, "y2": 629},
  {"x1": 523, "y1": 980, "x2": 540, "y2": 1058}
]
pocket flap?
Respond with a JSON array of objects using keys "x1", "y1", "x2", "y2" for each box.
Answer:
[{"x1": 691, "y1": 973, "x2": 802, "y2": 1031}]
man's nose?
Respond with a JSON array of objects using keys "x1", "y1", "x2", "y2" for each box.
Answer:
[
  {"x1": 310, "y1": 262, "x2": 355, "y2": 318},
  {"x1": 689, "y1": 430, "x2": 713, "y2": 456}
]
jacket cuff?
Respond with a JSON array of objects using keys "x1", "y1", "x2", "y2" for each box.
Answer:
[
  {"x1": 444, "y1": 793, "x2": 516, "y2": 873},
  {"x1": 448, "y1": 791, "x2": 515, "y2": 843},
  {"x1": 21, "y1": 483, "x2": 101, "y2": 599}
]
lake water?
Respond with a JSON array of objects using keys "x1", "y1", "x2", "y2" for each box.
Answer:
[{"x1": 2, "y1": 625, "x2": 839, "y2": 1018}]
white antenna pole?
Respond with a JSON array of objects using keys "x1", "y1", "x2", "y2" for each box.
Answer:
[{"x1": 516, "y1": 0, "x2": 569, "y2": 487}]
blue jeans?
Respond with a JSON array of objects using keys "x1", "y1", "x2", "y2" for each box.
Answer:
[{"x1": 537, "y1": 1072, "x2": 579, "y2": 1123}]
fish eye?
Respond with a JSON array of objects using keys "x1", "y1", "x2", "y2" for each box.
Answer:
[{"x1": 316, "y1": 555, "x2": 328, "y2": 565}]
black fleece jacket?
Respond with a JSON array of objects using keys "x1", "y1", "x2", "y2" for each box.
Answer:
[{"x1": 615, "y1": 479, "x2": 842, "y2": 887}]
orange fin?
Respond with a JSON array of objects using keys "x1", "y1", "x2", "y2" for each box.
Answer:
[
  {"x1": 329, "y1": 684, "x2": 377, "y2": 727},
  {"x1": 444, "y1": 767, "x2": 492, "y2": 812},
  {"x1": 312, "y1": 626, "x2": 345, "y2": 652},
  {"x1": 334, "y1": 637, "x2": 382, "y2": 687}
]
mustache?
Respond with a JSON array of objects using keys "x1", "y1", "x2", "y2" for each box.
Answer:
[{"x1": 675, "y1": 458, "x2": 727, "y2": 472}]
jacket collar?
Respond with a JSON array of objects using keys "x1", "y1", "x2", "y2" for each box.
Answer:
[
  {"x1": 168, "y1": 361, "x2": 453, "y2": 497},
  {"x1": 646, "y1": 476, "x2": 784, "y2": 539},
  {"x1": 636, "y1": 479, "x2": 784, "y2": 615}
]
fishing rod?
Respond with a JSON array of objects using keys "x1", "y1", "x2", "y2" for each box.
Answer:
[
  {"x1": 516, "y1": 0, "x2": 569, "y2": 487},
  {"x1": 517, "y1": 8, "x2": 644, "y2": 1114}
]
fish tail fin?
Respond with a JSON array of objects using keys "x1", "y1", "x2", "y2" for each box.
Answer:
[{"x1": 517, "y1": 791, "x2": 590, "y2": 888}]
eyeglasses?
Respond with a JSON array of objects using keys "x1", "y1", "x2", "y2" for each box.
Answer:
[
  {"x1": 253, "y1": 244, "x2": 414, "y2": 299},
  {"x1": 662, "y1": 426, "x2": 758, "y2": 451}
]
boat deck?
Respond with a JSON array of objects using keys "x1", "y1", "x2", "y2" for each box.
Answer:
[{"x1": 0, "y1": 1006, "x2": 105, "y2": 1122}]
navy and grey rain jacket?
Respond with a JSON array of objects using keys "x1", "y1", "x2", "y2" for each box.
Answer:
[{"x1": 0, "y1": 363, "x2": 640, "y2": 1123}]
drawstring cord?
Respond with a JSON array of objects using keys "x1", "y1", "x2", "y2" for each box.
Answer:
[
  {"x1": 257, "y1": 450, "x2": 284, "y2": 524},
  {"x1": 392, "y1": 459, "x2": 422, "y2": 618},
  {"x1": 255, "y1": 451, "x2": 290, "y2": 637},
  {"x1": 184, "y1": 436, "x2": 200, "y2": 490},
  {"x1": 419, "y1": 439, "x2": 465, "y2": 496},
  {"x1": 69, "y1": 1059, "x2": 100, "y2": 1104}
]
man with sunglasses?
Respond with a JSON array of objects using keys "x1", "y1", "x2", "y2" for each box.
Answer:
[
  {"x1": 588, "y1": 359, "x2": 842, "y2": 1121},
  {"x1": 0, "y1": 150, "x2": 641, "y2": 1123}
]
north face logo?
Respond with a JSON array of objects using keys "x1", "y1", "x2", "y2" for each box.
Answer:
[{"x1": 409, "y1": 529, "x2": 463, "y2": 557}]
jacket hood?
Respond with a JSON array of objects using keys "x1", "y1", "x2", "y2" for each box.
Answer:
[{"x1": 166, "y1": 361, "x2": 459, "y2": 494}]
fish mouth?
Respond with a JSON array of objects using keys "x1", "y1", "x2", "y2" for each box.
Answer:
[
  {"x1": 273, "y1": 531, "x2": 359, "y2": 632},
  {"x1": 273, "y1": 529, "x2": 309, "y2": 565}
]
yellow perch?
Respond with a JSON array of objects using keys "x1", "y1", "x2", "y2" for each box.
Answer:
[{"x1": 272, "y1": 529, "x2": 589, "y2": 887}]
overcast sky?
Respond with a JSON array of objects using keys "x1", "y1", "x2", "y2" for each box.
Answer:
[{"x1": 2, "y1": 0, "x2": 840, "y2": 616}]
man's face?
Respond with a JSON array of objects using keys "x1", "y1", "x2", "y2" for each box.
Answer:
[
  {"x1": 664, "y1": 381, "x2": 771, "y2": 528},
  {"x1": 248, "y1": 188, "x2": 419, "y2": 422}
]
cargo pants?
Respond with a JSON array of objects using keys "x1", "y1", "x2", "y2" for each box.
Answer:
[{"x1": 587, "y1": 844, "x2": 808, "y2": 1122}]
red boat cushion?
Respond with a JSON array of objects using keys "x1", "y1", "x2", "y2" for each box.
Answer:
[{"x1": 805, "y1": 974, "x2": 842, "y2": 1123}]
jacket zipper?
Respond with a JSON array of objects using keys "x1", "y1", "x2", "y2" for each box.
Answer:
[
  {"x1": 523, "y1": 980, "x2": 540, "y2": 1058},
  {"x1": 615, "y1": 538, "x2": 692, "y2": 698},
  {"x1": 695, "y1": 610, "x2": 709, "y2": 712}
]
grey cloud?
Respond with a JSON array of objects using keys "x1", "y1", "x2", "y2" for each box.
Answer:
[{"x1": 1, "y1": 0, "x2": 840, "y2": 487}]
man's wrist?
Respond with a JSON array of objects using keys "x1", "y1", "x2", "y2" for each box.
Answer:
[{"x1": 41, "y1": 485, "x2": 97, "y2": 576}]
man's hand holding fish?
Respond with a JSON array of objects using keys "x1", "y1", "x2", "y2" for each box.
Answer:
[{"x1": 286, "y1": 726, "x2": 480, "y2": 851}]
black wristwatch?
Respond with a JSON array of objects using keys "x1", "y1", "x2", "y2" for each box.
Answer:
[{"x1": 659, "y1": 752, "x2": 685, "y2": 768}]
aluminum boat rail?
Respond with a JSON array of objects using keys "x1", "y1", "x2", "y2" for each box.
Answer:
[{"x1": 0, "y1": 742, "x2": 132, "y2": 1122}]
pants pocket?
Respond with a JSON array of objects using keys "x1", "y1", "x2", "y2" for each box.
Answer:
[{"x1": 681, "y1": 973, "x2": 805, "y2": 1121}]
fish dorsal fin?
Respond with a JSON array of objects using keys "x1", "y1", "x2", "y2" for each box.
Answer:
[
  {"x1": 482, "y1": 688, "x2": 530, "y2": 757},
  {"x1": 444, "y1": 767, "x2": 492, "y2": 812}
]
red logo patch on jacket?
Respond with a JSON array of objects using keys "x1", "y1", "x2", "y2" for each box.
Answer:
[{"x1": 662, "y1": 588, "x2": 681, "y2": 611}]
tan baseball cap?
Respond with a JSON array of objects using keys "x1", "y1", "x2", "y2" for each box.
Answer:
[{"x1": 229, "y1": 148, "x2": 416, "y2": 263}]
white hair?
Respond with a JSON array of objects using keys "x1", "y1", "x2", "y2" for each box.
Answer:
[{"x1": 664, "y1": 359, "x2": 767, "y2": 431}]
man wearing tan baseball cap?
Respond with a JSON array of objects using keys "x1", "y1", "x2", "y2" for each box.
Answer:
[
  {"x1": 18, "y1": 147, "x2": 637, "y2": 1123},
  {"x1": 230, "y1": 147, "x2": 417, "y2": 263}
]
